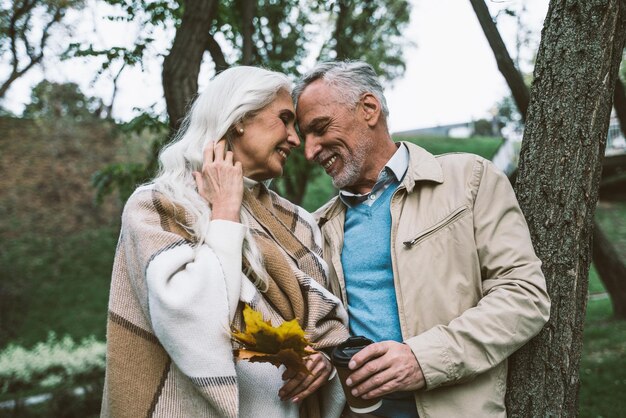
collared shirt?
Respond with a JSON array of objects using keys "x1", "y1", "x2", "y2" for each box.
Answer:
[{"x1": 339, "y1": 143, "x2": 409, "y2": 207}]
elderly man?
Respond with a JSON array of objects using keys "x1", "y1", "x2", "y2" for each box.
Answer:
[{"x1": 293, "y1": 61, "x2": 550, "y2": 418}]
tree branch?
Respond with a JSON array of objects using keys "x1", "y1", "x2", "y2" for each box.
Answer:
[{"x1": 469, "y1": 0, "x2": 530, "y2": 120}]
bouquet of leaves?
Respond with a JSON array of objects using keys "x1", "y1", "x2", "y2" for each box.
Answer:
[{"x1": 231, "y1": 304, "x2": 314, "y2": 374}]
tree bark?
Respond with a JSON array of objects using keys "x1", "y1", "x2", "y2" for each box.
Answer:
[
  {"x1": 240, "y1": 0, "x2": 256, "y2": 65},
  {"x1": 593, "y1": 222, "x2": 626, "y2": 318},
  {"x1": 614, "y1": 76, "x2": 626, "y2": 138},
  {"x1": 162, "y1": 0, "x2": 218, "y2": 132},
  {"x1": 506, "y1": 1, "x2": 626, "y2": 417},
  {"x1": 474, "y1": 0, "x2": 626, "y2": 323},
  {"x1": 469, "y1": 0, "x2": 530, "y2": 120}
]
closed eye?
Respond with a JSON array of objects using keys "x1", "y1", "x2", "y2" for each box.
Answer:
[
  {"x1": 279, "y1": 110, "x2": 295, "y2": 125},
  {"x1": 304, "y1": 117, "x2": 331, "y2": 136}
]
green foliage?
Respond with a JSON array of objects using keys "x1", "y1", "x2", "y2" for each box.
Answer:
[
  {"x1": 317, "y1": 0, "x2": 411, "y2": 81},
  {"x1": 63, "y1": 40, "x2": 153, "y2": 77},
  {"x1": 92, "y1": 162, "x2": 150, "y2": 204},
  {"x1": 579, "y1": 297, "x2": 626, "y2": 417},
  {"x1": 395, "y1": 135, "x2": 504, "y2": 160},
  {"x1": 300, "y1": 169, "x2": 335, "y2": 213},
  {"x1": 0, "y1": 227, "x2": 117, "y2": 349},
  {"x1": 595, "y1": 201, "x2": 626, "y2": 258},
  {"x1": 0, "y1": 334, "x2": 104, "y2": 417},
  {"x1": 92, "y1": 110, "x2": 168, "y2": 204},
  {"x1": 23, "y1": 81, "x2": 103, "y2": 121},
  {"x1": 472, "y1": 119, "x2": 495, "y2": 137},
  {"x1": 0, "y1": 333, "x2": 105, "y2": 396}
]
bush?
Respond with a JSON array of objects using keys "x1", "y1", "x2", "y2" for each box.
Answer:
[{"x1": 0, "y1": 333, "x2": 105, "y2": 417}]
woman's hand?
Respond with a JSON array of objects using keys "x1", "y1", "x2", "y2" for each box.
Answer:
[
  {"x1": 278, "y1": 352, "x2": 334, "y2": 403},
  {"x1": 193, "y1": 140, "x2": 243, "y2": 222}
]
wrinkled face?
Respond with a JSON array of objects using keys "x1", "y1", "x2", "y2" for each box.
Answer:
[
  {"x1": 296, "y1": 80, "x2": 372, "y2": 190},
  {"x1": 232, "y1": 89, "x2": 300, "y2": 181}
]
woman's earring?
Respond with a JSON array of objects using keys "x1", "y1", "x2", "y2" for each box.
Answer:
[{"x1": 238, "y1": 127, "x2": 244, "y2": 134}]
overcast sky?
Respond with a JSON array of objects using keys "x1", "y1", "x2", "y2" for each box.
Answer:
[{"x1": 1, "y1": 0, "x2": 549, "y2": 133}]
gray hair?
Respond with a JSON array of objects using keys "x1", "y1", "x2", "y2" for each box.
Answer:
[
  {"x1": 152, "y1": 66, "x2": 292, "y2": 289},
  {"x1": 293, "y1": 61, "x2": 389, "y2": 118}
]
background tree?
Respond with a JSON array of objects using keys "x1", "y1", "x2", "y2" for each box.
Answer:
[
  {"x1": 0, "y1": 0, "x2": 83, "y2": 99},
  {"x1": 92, "y1": 0, "x2": 411, "y2": 205},
  {"x1": 507, "y1": 1, "x2": 626, "y2": 416},
  {"x1": 473, "y1": 0, "x2": 626, "y2": 319},
  {"x1": 23, "y1": 80, "x2": 104, "y2": 120},
  {"x1": 468, "y1": 0, "x2": 529, "y2": 120},
  {"x1": 613, "y1": 51, "x2": 626, "y2": 138}
]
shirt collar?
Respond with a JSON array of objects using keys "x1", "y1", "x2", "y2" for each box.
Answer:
[{"x1": 339, "y1": 143, "x2": 409, "y2": 204}]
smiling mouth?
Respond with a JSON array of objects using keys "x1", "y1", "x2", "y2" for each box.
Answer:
[
  {"x1": 277, "y1": 148, "x2": 289, "y2": 159},
  {"x1": 322, "y1": 155, "x2": 337, "y2": 170}
]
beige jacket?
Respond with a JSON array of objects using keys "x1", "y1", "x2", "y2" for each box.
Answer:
[{"x1": 315, "y1": 142, "x2": 550, "y2": 417}]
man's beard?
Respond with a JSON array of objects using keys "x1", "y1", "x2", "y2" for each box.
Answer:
[{"x1": 330, "y1": 136, "x2": 371, "y2": 190}]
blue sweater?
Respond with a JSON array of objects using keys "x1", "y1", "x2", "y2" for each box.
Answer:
[{"x1": 341, "y1": 183, "x2": 403, "y2": 342}]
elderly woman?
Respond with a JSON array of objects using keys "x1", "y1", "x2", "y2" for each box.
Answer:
[{"x1": 101, "y1": 66, "x2": 349, "y2": 418}]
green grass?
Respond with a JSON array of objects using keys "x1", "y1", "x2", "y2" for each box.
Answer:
[
  {"x1": 395, "y1": 135, "x2": 504, "y2": 160},
  {"x1": 588, "y1": 264, "x2": 606, "y2": 295},
  {"x1": 579, "y1": 297, "x2": 626, "y2": 417},
  {"x1": 0, "y1": 227, "x2": 118, "y2": 349},
  {"x1": 595, "y1": 200, "x2": 626, "y2": 257}
]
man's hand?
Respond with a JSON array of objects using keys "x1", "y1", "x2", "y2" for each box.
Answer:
[
  {"x1": 346, "y1": 341, "x2": 425, "y2": 399},
  {"x1": 192, "y1": 140, "x2": 243, "y2": 222},
  {"x1": 278, "y1": 352, "x2": 333, "y2": 403}
]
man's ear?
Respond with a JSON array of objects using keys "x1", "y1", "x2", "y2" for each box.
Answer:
[{"x1": 360, "y1": 93, "x2": 381, "y2": 127}]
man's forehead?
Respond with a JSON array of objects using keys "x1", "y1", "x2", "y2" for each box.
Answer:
[
  {"x1": 297, "y1": 81, "x2": 337, "y2": 119},
  {"x1": 299, "y1": 80, "x2": 336, "y2": 105}
]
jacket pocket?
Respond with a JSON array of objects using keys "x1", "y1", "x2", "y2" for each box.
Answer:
[{"x1": 403, "y1": 205, "x2": 470, "y2": 249}]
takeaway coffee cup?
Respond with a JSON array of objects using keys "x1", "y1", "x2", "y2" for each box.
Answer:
[{"x1": 330, "y1": 336, "x2": 382, "y2": 413}]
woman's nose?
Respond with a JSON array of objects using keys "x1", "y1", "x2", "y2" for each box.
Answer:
[{"x1": 287, "y1": 127, "x2": 301, "y2": 147}]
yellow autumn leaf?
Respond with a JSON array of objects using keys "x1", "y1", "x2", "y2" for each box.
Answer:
[{"x1": 231, "y1": 304, "x2": 315, "y2": 374}]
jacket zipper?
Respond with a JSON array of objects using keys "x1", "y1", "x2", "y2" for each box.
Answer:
[{"x1": 402, "y1": 205, "x2": 470, "y2": 249}]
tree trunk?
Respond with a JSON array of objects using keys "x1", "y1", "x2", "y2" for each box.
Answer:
[
  {"x1": 240, "y1": 0, "x2": 256, "y2": 65},
  {"x1": 506, "y1": 1, "x2": 626, "y2": 417},
  {"x1": 593, "y1": 222, "x2": 626, "y2": 318},
  {"x1": 162, "y1": 0, "x2": 218, "y2": 132},
  {"x1": 469, "y1": 0, "x2": 530, "y2": 120},
  {"x1": 473, "y1": 0, "x2": 626, "y2": 324},
  {"x1": 333, "y1": 0, "x2": 350, "y2": 60},
  {"x1": 614, "y1": 77, "x2": 626, "y2": 138}
]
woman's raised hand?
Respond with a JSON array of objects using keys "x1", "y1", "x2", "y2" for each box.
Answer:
[{"x1": 193, "y1": 140, "x2": 243, "y2": 222}]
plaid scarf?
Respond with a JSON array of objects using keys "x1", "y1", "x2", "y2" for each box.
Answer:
[
  {"x1": 102, "y1": 185, "x2": 348, "y2": 418},
  {"x1": 240, "y1": 185, "x2": 350, "y2": 418}
]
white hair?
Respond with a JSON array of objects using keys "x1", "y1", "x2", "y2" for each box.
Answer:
[{"x1": 153, "y1": 66, "x2": 292, "y2": 289}]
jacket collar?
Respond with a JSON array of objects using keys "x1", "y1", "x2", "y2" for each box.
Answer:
[
  {"x1": 400, "y1": 141, "x2": 444, "y2": 193},
  {"x1": 315, "y1": 141, "x2": 444, "y2": 226}
]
